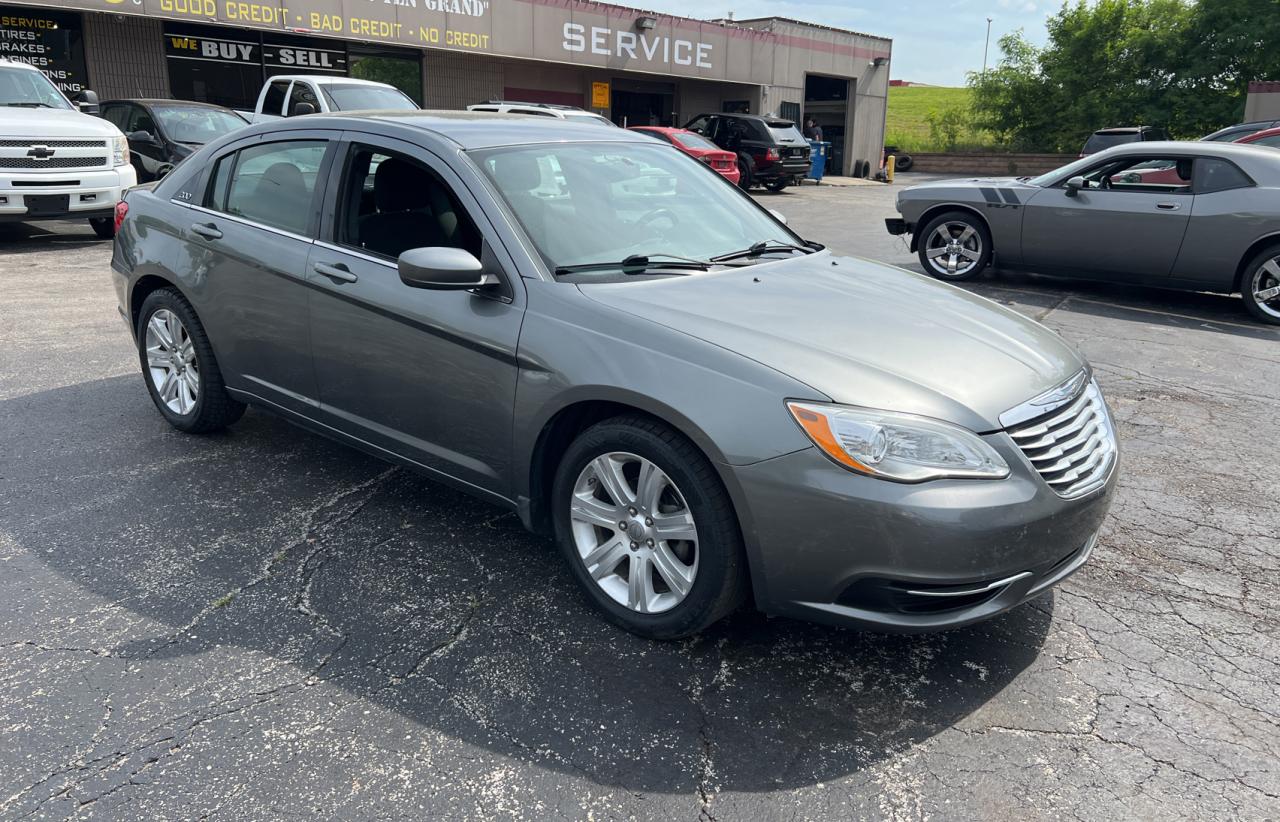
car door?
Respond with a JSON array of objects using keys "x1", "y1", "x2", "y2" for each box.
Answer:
[
  {"x1": 1020, "y1": 154, "x2": 1193, "y2": 279},
  {"x1": 125, "y1": 105, "x2": 167, "y2": 182},
  {"x1": 182, "y1": 131, "x2": 338, "y2": 414},
  {"x1": 305, "y1": 135, "x2": 525, "y2": 497}
]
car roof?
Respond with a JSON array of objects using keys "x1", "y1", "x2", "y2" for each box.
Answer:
[
  {"x1": 240, "y1": 110, "x2": 649, "y2": 150},
  {"x1": 102, "y1": 98, "x2": 232, "y2": 109},
  {"x1": 270, "y1": 75, "x2": 392, "y2": 87},
  {"x1": 0, "y1": 58, "x2": 41, "y2": 71},
  {"x1": 1239, "y1": 126, "x2": 1280, "y2": 142}
]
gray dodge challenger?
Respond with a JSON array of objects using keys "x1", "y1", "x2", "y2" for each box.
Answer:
[
  {"x1": 886, "y1": 141, "x2": 1280, "y2": 324},
  {"x1": 112, "y1": 112, "x2": 1116, "y2": 639}
]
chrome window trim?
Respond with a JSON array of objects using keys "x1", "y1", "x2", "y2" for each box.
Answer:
[
  {"x1": 179, "y1": 201, "x2": 317, "y2": 245},
  {"x1": 314, "y1": 240, "x2": 394, "y2": 269}
]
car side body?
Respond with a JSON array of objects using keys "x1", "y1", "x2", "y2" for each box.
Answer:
[
  {"x1": 112, "y1": 113, "x2": 1117, "y2": 636},
  {"x1": 886, "y1": 141, "x2": 1280, "y2": 322}
]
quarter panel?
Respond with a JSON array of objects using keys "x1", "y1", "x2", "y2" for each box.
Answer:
[{"x1": 1172, "y1": 187, "x2": 1278, "y2": 288}]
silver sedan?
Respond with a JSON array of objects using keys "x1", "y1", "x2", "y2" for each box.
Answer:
[{"x1": 886, "y1": 141, "x2": 1280, "y2": 324}]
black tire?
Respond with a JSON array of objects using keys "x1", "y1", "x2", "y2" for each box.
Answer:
[
  {"x1": 736, "y1": 155, "x2": 753, "y2": 190},
  {"x1": 915, "y1": 210, "x2": 992, "y2": 282},
  {"x1": 895, "y1": 153, "x2": 914, "y2": 172},
  {"x1": 1239, "y1": 242, "x2": 1280, "y2": 325},
  {"x1": 89, "y1": 217, "x2": 114, "y2": 240},
  {"x1": 551, "y1": 415, "x2": 748, "y2": 640},
  {"x1": 136, "y1": 287, "x2": 245, "y2": 433},
  {"x1": 852, "y1": 160, "x2": 866, "y2": 178},
  {"x1": 765, "y1": 178, "x2": 789, "y2": 192}
]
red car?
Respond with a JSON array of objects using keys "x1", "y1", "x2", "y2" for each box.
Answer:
[
  {"x1": 1236, "y1": 126, "x2": 1280, "y2": 149},
  {"x1": 628, "y1": 126, "x2": 741, "y2": 185}
]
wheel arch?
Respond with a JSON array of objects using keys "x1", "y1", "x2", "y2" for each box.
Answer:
[
  {"x1": 910, "y1": 203, "x2": 994, "y2": 254},
  {"x1": 129, "y1": 273, "x2": 184, "y2": 335},
  {"x1": 1232, "y1": 232, "x2": 1280, "y2": 293}
]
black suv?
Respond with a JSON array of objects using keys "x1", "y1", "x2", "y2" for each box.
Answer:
[
  {"x1": 684, "y1": 113, "x2": 810, "y2": 191},
  {"x1": 1079, "y1": 125, "x2": 1171, "y2": 156}
]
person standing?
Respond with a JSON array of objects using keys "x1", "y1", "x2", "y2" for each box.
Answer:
[{"x1": 803, "y1": 118, "x2": 823, "y2": 142}]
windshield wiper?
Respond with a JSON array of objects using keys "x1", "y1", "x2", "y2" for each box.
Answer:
[
  {"x1": 555, "y1": 253, "x2": 711, "y2": 276},
  {"x1": 709, "y1": 241, "x2": 814, "y2": 263},
  {"x1": 4, "y1": 102, "x2": 56, "y2": 108}
]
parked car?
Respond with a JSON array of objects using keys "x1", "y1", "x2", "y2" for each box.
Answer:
[
  {"x1": 467, "y1": 100, "x2": 615, "y2": 126},
  {"x1": 1080, "y1": 125, "x2": 1170, "y2": 156},
  {"x1": 251, "y1": 75, "x2": 417, "y2": 122},
  {"x1": 0, "y1": 57, "x2": 134, "y2": 239},
  {"x1": 113, "y1": 112, "x2": 1116, "y2": 639},
  {"x1": 1234, "y1": 126, "x2": 1280, "y2": 149},
  {"x1": 629, "y1": 126, "x2": 741, "y2": 185},
  {"x1": 1202, "y1": 120, "x2": 1280, "y2": 142},
  {"x1": 683, "y1": 112, "x2": 810, "y2": 191},
  {"x1": 99, "y1": 99, "x2": 247, "y2": 182},
  {"x1": 885, "y1": 141, "x2": 1280, "y2": 324}
]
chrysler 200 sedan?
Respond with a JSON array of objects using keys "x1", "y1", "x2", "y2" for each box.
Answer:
[{"x1": 111, "y1": 112, "x2": 1118, "y2": 639}]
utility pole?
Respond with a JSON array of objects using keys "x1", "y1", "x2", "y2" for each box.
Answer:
[{"x1": 982, "y1": 17, "x2": 993, "y2": 78}]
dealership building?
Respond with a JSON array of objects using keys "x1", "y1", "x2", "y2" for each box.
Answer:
[{"x1": 0, "y1": 0, "x2": 891, "y2": 176}]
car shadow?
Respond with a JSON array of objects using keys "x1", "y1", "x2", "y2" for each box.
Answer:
[
  {"x1": 0, "y1": 220, "x2": 106, "y2": 254},
  {"x1": 2, "y1": 375, "x2": 1054, "y2": 793}
]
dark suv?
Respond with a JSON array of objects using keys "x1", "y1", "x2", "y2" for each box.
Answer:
[
  {"x1": 1079, "y1": 126, "x2": 1170, "y2": 156},
  {"x1": 684, "y1": 113, "x2": 810, "y2": 191}
]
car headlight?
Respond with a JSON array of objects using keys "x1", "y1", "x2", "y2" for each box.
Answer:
[
  {"x1": 111, "y1": 135, "x2": 128, "y2": 167},
  {"x1": 786, "y1": 401, "x2": 1010, "y2": 482}
]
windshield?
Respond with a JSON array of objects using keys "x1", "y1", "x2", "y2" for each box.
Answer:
[
  {"x1": 473, "y1": 141, "x2": 798, "y2": 272},
  {"x1": 320, "y1": 84, "x2": 417, "y2": 111},
  {"x1": 670, "y1": 131, "x2": 720, "y2": 151},
  {"x1": 1083, "y1": 132, "x2": 1139, "y2": 153},
  {"x1": 153, "y1": 105, "x2": 245, "y2": 144},
  {"x1": 0, "y1": 66, "x2": 72, "y2": 110}
]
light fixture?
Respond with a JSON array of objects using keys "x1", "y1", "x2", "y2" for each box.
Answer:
[
  {"x1": 636, "y1": 16, "x2": 657, "y2": 30},
  {"x1": 870, "y1": 56, "x2": 888, "y2": 68}
]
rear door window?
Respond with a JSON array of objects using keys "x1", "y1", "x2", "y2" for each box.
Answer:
[
  {"x1": 262, "y1": 80, "x2": 290, "y2": 116},
  {"x1": 286, "y1": 82, "x2": 319, "y2": 117},
  {"x1": 1193, "y1": 158, "x2": 1254, "y2": 194},
  {"x1": 207, "y1": 140, "x2": 329, "y2": 235}
]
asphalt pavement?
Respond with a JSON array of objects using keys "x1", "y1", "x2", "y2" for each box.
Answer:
[{"x1": 1, "y1": 181, "x2": 1277, "y2": 820}]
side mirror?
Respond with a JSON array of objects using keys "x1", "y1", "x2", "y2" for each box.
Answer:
[
  {"x1": 768, "y1": 208, "x2": 788, "y2": 225},
  {"x1": 72, "y1": 89, "x2": 99, "y2": 114},
  {"x1": 398, "y1": 247, "x2": 495, "y2": 290},
  {"x1": 289, "y1": 101, "x2": 317, "y2": 117},
  {"x1": 1064, "y1": 176, "x2": 1085, "y2": 197},
  {"x1": 127, "y1": 130, "x2": 155, "y2": 145}
]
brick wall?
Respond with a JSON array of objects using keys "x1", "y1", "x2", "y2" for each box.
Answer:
[
  {"x1": 82, "y1": 14, "x2": 169, "y2": 99},
  {"x1": 422, "y1": 51, "x2": 504, "y2": 110},
  {"x1": 904, "y1": 152, "x2": 1076, "y2": 176}
]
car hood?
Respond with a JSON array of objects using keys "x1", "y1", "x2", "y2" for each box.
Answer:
[
  {"x1": 906, "y1": 176, "x2": 1040, "y2": 191},
  {"x1": 578, "y1": 254, "x2": 1086, "y2": 432},
  {"x1": 0, "y1": 107, "x2": 122, "y2": 138}
]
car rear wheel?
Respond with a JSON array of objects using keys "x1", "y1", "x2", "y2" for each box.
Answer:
[
  {"x1": 552, "y1": 416, "x2": 747, "y2": 639},
  {"x1": 89, "y1": 217, "x2": 114, "y2": 240},
  {"x1": 1241, "y1": 244, "x2": 1280, "y2": 325},
  {"x1": 917, "y1": 211, "x2": 992, "y2": 281},
  {"x1": 137, "y1": 288, "x2": 245, "y2": 433},
  {"x1": 765, "y1": 178, "x2": 790, "y2": 192}
]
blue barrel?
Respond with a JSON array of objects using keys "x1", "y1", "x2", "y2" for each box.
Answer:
[{"x1": 808, "y1": 140, "x2": 829, "y2": 181}]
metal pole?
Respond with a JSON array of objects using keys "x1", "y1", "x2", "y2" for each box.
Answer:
[{"x1": 982, "y1": 17, "x2": 993, "y2": 77}]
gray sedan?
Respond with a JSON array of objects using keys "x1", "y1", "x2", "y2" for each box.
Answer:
[
  {"x1": 886, "y1": 141, "x2": 1280, "y2": 324},
  {"x1": 111, "y1": 113, "x2": 1116, "y2": 639}
]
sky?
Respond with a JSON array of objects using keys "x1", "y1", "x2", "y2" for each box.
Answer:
[{"x1": 622, "y1": 0, "x2": 1056, "y2": 87}]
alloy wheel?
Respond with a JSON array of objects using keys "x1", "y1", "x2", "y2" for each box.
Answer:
[
  {"x1": 924, "y1": 221, "x2": 984, "y2": 277},
  {"x1": 569, "y1": 452, "x2": 699, "y2": 614},
  {"x1": 144, "y1": 308, "x2": 199, "y2": 415},
  {"x1": 1252, "y1": 257, "x2": 1280, "y2": 320}
]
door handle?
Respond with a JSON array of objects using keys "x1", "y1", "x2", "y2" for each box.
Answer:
[
  {"x1": 313, "y1": 261, "x2": 358, "y2": 284},
  {"x1": 1156, "y1": 202, "x2": 1182, "y2": 211},
  {"x1": 190, "y1": 222, "x2": 222, "y2": 240}
]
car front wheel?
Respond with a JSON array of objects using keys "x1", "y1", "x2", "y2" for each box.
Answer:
[
  {"x1": 1241, "y1": 243, "x2": 1280, "y2": 325},
  {"x1": 552, "y1": 416, "x2": 748, "y2": 639},
  {"x1": 916, "y1": 210, "x2": 992, "y2": 281},
  {"x1": 136, "y1": 288, "x2": 245, "y2": 433}
]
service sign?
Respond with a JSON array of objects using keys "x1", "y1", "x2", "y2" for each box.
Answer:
[
  {"x1": 10, "y1": 0, "x2": 783, "y2": 84},
  {"x1": 0, "y1": 4, "x2": 89, "y2": 94}
]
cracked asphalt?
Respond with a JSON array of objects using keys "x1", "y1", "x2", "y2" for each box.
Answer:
[{"x1": 2, "y1": 179, "x2": 1278, "y2": 820}]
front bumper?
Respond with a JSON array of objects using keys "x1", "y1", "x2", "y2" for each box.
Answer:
[
  {"x1": 0, "y1": 166, "x2": 136, "y2": 221},
  {"x1": 728, "y1": 436, "x2": 1117, "y2": 632},
  {"x1": 885, "y1": 217, "x2": 910, "y2": 235}
]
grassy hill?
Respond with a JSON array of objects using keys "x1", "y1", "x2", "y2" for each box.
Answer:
[{"x1": 886, "y1": 86, "x2": 997, "y2": 152}]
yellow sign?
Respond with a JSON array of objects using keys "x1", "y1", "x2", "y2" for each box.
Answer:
[{"x1": 591, "y1": 82, "x2": 610, "y2": 109}]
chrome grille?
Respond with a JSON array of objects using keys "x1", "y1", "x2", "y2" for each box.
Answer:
[
  {"x1": 0, "y1": 138, "x2": 105, "y2": 148},
  {"x1": 1007, "y1": 379, "x2": 1116, "y2": 498}
]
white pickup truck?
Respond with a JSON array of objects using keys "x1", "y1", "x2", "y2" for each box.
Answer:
[
  {"x1": 0, "y1": 58, "x2": 135, "y2": 239},
  {"x1": 249, "y1": 75, "x2": 417, "y2": 123}
]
